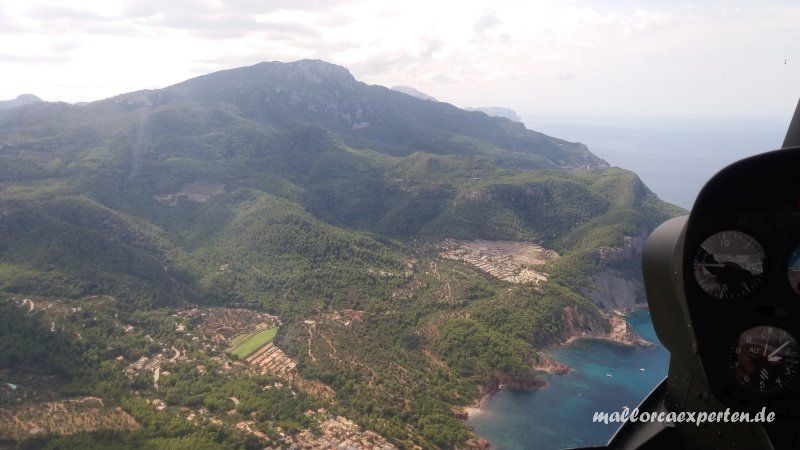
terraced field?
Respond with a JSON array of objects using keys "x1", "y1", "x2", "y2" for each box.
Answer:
[
  {"x1": 229, "y1": 327, "x2": 279, "y2": 359},
  {"x1": 0, "y1": 397, "x2": 139, "y2": 441},
  {"x1": 440, "y1": 239, "x2": 558, "y2": 284}
]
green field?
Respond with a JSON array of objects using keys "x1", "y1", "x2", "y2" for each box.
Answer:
[
  {"x1": 229, "y1": 327, "x2": 279, "y2": 359},
  {"x1": 227, "y1": 333, "x2": 251, "y2": 349}
]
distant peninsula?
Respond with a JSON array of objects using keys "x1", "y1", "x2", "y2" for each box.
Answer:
[{"x1": 465, "y1": 106, "x2": 522, "y2": 122}]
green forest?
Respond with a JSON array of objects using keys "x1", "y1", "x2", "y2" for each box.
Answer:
[{"x1": 0, "y1": 60, "x2": 682, "y2": 449}]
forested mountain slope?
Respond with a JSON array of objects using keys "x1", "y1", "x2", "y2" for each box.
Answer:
[{"x1": 0, "y1": 60, "x2": 682, "y2": 449}]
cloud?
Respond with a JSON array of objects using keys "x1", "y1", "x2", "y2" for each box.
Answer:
[
  {"x1": 11, "y1": 4, "x2": 141, "y2": 37},
  {"x1": 418, "y1": 36, "x2": 444, "y2": 58},
  {"x1": 0, "y1": 52, "x2": 72, "y2": 64},
  {"x1": 0, "y1": 7, "x2": 21, "y2": 32},
  {"x1": 0, "y1": 0, "x2": 798, "y2": 120},
  {"x1": 27, "y1": 6, "x2": 108, "y2": 21},
  {"x1": 222, "y1": 0, "x2": 351, "y2": 13},
  {"x1": 11, "y1": 0, "x2": 349, "y2": 39},
  {"x1": 316, "y1": 12, "x2": 353, "y2": 28},
  {"x1": 351, "y1": 52, "x2": 419, "y2": 76},
  {"x1": 50, "y1": 40, "x2": 80, "y2": 53},
  {"x1": 0, "y1": 33, "x2": 79, "y2": 66},
  {"x1": 473, "y1": 9, "x2": 500, "y2": 35},
  {"x1": 630, "y1": 9, "x2": 673, "y2": 33},
  {"x1": 153, "y1": 13, "x2": 269, "y2": 38},
  {"x1": 121, "y1": 0, "x2": 344, "y2": 18},
  {"x1": 121, "y1": 0, "x2": 350, "y2": 28}
]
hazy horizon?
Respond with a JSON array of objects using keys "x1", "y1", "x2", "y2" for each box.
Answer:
[
  {"x1": 3, "y1": 69, "x2": 796, "y2": 128},
  {"x1": 2, "y1": 0, "x2": 799, "y2": 122}
]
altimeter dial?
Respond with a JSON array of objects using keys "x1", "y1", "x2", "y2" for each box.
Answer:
[
  {"x1": 729, "y1": 326, "x2": 799, "y2": 395},
  {"x1": 693, "y1": 231, "x2": 765, "y2": 300}
]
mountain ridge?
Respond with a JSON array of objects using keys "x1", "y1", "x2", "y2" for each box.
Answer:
[
  {"x1": 0, "y1": 93, "x2": 42, "y2": 109},
  {"x1": 2, "y1": 60, "x2": 605, "y2": 171},
  {"x1": 0, "y1": 59, "x2": 681, "y2": 449}
]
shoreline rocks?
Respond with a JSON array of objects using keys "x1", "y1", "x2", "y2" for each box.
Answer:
[{"x1": 460, "y1": 306, "x2": 654, "y2": 447}]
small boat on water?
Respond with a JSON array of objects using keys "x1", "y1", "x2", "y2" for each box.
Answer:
[
  {"x1": 640, "y1": 368, "x2": 646, "y2": 372},
  {"x1": 606, "y1": 373, "x2": 613, "y2": 378}
]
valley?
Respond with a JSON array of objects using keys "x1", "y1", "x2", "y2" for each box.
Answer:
[{"x1": 0, "y1": 59, "x2": 682, "y2": 449}]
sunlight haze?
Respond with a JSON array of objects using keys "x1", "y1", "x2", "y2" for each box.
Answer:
[{"x1": 1, "y1": 0, "x2": 799, "y2": 121}]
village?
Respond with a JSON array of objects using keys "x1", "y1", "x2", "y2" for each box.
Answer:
[
  {"x1": 283, "y1": 409, "x2": 396, "y2": 449},
  {"x1": 0, "y1": 295, "x2": 382, "y2": 446}
]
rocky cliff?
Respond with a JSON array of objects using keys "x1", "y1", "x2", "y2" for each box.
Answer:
[
  {"x1": 582, "y1": 234, "x2": 648, "y2": 310},
  {"x1": 557, "y1": 305, "x2": 652, "y2": 348}
]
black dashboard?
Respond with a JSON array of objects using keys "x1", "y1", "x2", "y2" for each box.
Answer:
[{"x1": 683, "y1": 147, "x2": 800, "y2": 413}]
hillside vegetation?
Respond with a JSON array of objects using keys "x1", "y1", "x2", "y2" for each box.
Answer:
[{"x1": 0, "y1": 60, "x2": 682, "y2": 449}]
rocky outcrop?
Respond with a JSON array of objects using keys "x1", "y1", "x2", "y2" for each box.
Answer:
[
  {"x1": 461, "y1": 436, "x2": 494, "y2": 449},
  {"x1": 488, "y1": 373, "x2": 547, "y2": 393},
  {"x1": 560, "y1": 306, "x2": 652, "y2": 347},
  {"x1": 603, "y1": 315, "x2": 654, "y2": 347},
  {"x1": 583, "y1": 235, "x2": 648, "y2": 310},
  {"x1": 596, "y1": 235, "x2": 645, "y2": 262},
  {"x1": 583, "y1": 268, "x2": 645, "y2": 310},
  {"x1": 531, "y1": 355, "x2": 571, "y2": 375},
  {"x1": 544, "y1": 305, "x2": 652, "y2": 348},
  {"x1": 533, "y1": 305, "x2": 609, "y2": 347}
]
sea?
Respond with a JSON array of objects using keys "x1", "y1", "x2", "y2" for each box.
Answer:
[
  {"x1": 468, "y1": 310, "x2": 667, "y2": 449},
  {"x1": 466, "y1": 117, "x2": 790, "y2": 449},
  {"x1": 527, "y1": 116, "x2": 789, "y2": 209}
]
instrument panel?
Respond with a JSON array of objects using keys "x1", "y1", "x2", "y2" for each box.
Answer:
[{"x1": 682, "y1": 148, "x2": 800, "y2": 412}]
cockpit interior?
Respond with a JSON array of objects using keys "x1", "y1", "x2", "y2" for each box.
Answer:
[{"x1": 594, "y1": 100, "x2": 800, "y2": 449}]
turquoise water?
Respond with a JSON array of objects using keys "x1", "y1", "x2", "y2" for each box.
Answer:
[
  {"x1": 465, "y1": 119, "x2": 786, "y2": 448},
  {"x1": 467, "y1": 310, "x2": 669, "y2": 449}
]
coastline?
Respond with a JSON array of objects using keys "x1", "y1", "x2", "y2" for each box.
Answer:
[
  {"x1": 463, "y1": 308, "x2": 668, "y2": 449},
  {"x1": 459, "y1": 375, "x2": 547, "y2": 449},
  {"x1": 460, "y1": 373, "x2": 548, "y2": 420},
  {"x1": 562, "y1": 314, "x2": 654, "y2": 348},
  {"x1": 460, "y1": 309, "x2": 652, "y2": 422}
]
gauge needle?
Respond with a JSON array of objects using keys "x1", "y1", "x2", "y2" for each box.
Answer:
[
  {"x1": 695, "y1": 263, "x2": 726, "y2": 267},
  {"x1": 764, "y1": 328, "x2": 773, "y2": 356},
  {"x1": 768, "y1": 341, "x2": 790, "y2": 362}
]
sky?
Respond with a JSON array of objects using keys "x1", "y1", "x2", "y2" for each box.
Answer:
[{"x1": 1, "y1": 0, "x2": 799, "y2": 121}]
